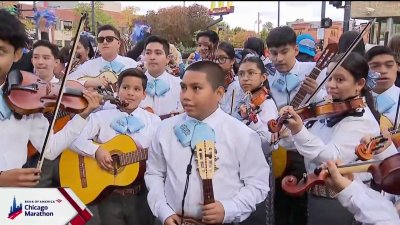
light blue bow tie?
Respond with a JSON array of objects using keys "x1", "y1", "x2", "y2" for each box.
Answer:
[
  {"x1": 103, "y1": 60, "x2": 125, "y2": 74},
  {"x1": 110, "y1": 114, "x2": 145, "y2": 134},
  {"x1": 375, "y1": 93, "x2": 396, "y2": 114},
  {"x1": 271, "y1": 73, "x2": 300, "y2": 92},
  {"x1": 0, "y1": 88, "x2": 12, "y2": 121},
  {"x1": 174, "y1": 119, "x2": 216, "y2": 149},
  {"x1": 146, "y1": 79, "x2": 170, "y2": 97}
]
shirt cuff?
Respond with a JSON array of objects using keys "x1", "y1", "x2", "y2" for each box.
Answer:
[
  {"x1": 157, "y1": 203, "x2": 176, "y2": 225},
  {"x1": 337, "y1": 180, "x2": 361, "y2": 205},
  {"x1": 292, "y1": 126, "x2": 311, "y2": 145},
  {"x1": 219, "y1": 199, "x2": 240, "y2": 223},
  {"x1": 247, "y1": 115, "x2": 262, "y2": 131}
]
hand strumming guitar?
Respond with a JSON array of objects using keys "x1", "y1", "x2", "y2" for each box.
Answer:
[{"x1": 95, "y1": 147, "x2": 114, "y2": 171}]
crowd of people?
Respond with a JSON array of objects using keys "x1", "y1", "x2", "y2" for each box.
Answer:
[{"x1": 1, "y1": 8, "x2": 400, "y2": 225}]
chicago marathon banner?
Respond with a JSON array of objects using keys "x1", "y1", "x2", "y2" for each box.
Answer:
[{"x1": 0, "y1": 188, "x2": 92, "y2": 225}]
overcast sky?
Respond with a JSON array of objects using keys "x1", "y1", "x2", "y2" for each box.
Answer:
[{"x1": 120, "y1": 1, "x2": 346, "y2": 31}]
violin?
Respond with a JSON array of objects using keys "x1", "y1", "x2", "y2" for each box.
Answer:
[
  {"x1": 4, "y1": 70, "x2": 127, "y2": 115},
  {"x1": 241, "y1": 87, "x2": 269, "y2": 124},
  {"x1": 224, "y1": 70, "x2": 234, "y2": 89},
  {"x1": 281, "y1": 153, "x2": 400, "y2": 196},
  {"x1": 267, "y1": 97, "x2": 366, "y2": 133},
  {"x1": 355, "y1": 128, "x2": 400, "y2": 161}
]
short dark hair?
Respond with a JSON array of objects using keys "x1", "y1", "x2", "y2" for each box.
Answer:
[
  {"x1": 266, "y1": 26, "x2": 296, "y2": 48},
  {"x1": 33, "y1": 40, "x2": 59, "y2": 58},
  {"x1": 97, "y1": 24, "x2": 120, "y2": 39},
  {"x1": 338, "y1": 31, "x2": 365, "y2": 56},
  {"x1": 365, "y1": 46, "x2": 396, "y2": 62},
  {"x1": 117, "y1": 68, "x2": 148, "y2": 90},
  {"x1": 144, "y1": 35, "x2": 170, "y2": 56},
  {"x1": 79, "y1": 35, "x2": 95, "y2": 59},
  {"x1": 0, "y1": 9, "x2": 29, "y2": 50},
  {"x1": 185, "y1": 61, "x2": 224, "y2": 90},
  {"x1": 196, "y1": 30, "x2": 219, "y2": 45},
  {"x1": 244, "y1": 37, "x2": 265, "y2": 57},
  {"x1": 57, "y1": 46, "x2": 71, "y2": 63}
]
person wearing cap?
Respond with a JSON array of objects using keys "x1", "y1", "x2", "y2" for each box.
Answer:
[{"x1": 296, "y1": 34, "x2": 316, "y2": 62}]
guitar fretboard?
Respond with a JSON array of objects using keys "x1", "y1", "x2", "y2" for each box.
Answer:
[
  {"x1": 120, "y1": 148, "x2": 148, "y2": 166},
  {"x1": 202, "y1": 179, "x2": 215, "y2": 205},
  {"x1": 290, "y1": 67, "x2": 321, "y2": 108}
]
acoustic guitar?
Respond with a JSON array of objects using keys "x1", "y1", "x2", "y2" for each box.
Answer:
[
  {"x1": 59, "y1": 135, "x2": 147, "y2": 205},
  {"x1": 271, "y1": 43, "x2": 338, "y2": 178},
  {"x1": 181, "y1": 140, "x2": 219, "y2": 225}
]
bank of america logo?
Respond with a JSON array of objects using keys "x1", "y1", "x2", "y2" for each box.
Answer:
[{"x1": 8, "y1": 196, "x2": 22, "y2": 220}]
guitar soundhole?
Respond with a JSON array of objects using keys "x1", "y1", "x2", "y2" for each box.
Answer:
[{"x1": 108, "y1": 151, "x2": 125, "y2": 175}]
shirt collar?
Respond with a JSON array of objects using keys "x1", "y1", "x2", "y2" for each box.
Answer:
[
  {"x1": 185, "y1": 107, "x2": 222, "y2": 131},
  {"x1": 372, "y1": 84, "x2": 397, "y2": 97},
  {"x1": 275, "y1": 60, "x2": 300, "y2": 76},
  {"x1": 145, "y1": 70, "x2": 169, "y2": 80}
]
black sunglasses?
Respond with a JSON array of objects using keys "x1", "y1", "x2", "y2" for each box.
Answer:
[{"x1": 97, "y1": 36, "x2": 119, "y2": 43}]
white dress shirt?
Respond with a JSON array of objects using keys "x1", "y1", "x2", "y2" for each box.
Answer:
[
  {"x1": 292, "y1": 106, "x2": 398, "y2": 173},
  {"x1": 220, "y1": 79, "x2": 245, "y2": 115},
  {"x1": 245, "y1": 98, "x2": 279, "y2": 152},
  {"x1": 139, "y1": 70, "x2": 183, "y2": 116},
  {"x1": 70, "y1": 107, "x2": 161, "y2": 157},
  {"x1": 67, "y1": 55, "x2": 138, "y2": 84},
  {"x1": 337, "y1": 180, "x2": 400, "y2": 225},
  {"x1": 0, "y1": 111, "x2": 87, "y2": 170},
  {"x1": 145, "y1": 107, "x2": 270, "y2": 224},
  {"x1": 372, "y1": 85, "x2": 400, "y2": 128},
  {"x1": 268, "y1": 60, "x2": 327, "y2": 110}
]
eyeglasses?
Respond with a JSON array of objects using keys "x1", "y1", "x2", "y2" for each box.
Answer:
[
  {"x1": 214, "y1": 57, "x2": 229, "y2": 64},
  {"x1": 97, "y1": 36, "x2": 119, "y2": 43},
  {"x1": 238, "y1": 71, "x2": 262, "y2": 79}
]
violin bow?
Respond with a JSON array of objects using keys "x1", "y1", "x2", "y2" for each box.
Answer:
[
  {"x1": 303, "y1": 18, "x2": 376, "y2": 106},
  {"x1": 36, "y1": 12, "x2": 89, "y2": 170}
]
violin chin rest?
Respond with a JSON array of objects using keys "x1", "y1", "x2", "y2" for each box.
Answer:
[{"x1": 6, "y1": 69, "x2": 23, "y2": 93}]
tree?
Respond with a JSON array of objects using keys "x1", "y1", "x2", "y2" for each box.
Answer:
[
  {"x1": 231, "y1": 30, "x2": 257, "y2": 48},
  {"x1": 73, "y1": 2, "x2": 116, "y2": 35},
  {"x1": 143, "y1": 4, "x2": 213, "y2": 47},
  {"x1": 262, "y1": 21, "x2": 273, "y2": 31},
  {"x1": 121, "y1": 6, "x2": 140, "y2": 49}
]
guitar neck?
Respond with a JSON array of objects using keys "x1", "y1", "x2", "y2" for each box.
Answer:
[
  {"x1": 290, "y1": 68, "x2": 322, "y2": 108},
  {"x1": 202, "y1": 179, "x2": 215, "y2": 205},
  {"x1": 120, "y1": 148, "x2": 148, "y2": 166}
]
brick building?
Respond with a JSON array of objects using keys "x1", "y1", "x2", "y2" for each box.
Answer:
[
  {"x1": 286, "y1": 19, "x2": 343, "y2": 48},
  {"x1": 351, "y1": 1, "x2": 400, "y2": 45},
  {"x1": 17, "y1": 2, "x2": 126, "y2": 47}
]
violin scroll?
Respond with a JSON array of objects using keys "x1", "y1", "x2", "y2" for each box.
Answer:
[
  {"x1": 267, "y1": 118, "x2": 283, "y2": 133},
  {"x1": 281, "y1": 169, "x2": 328, "y2": 197}
]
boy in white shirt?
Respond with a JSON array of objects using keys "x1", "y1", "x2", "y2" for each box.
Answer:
[
  {"x1": 139, "y1": 35, "x2": 183, "y2": 118},
  {"x1": 68, "y1": 24, "x2": 138, "y2": 89},
  {"x1": 71, "y1": 68, "x2": 161, "y2": 225},
  {"x1": 366, "y1": 46, "x2": 400, "y2": 132},
  {"x1": 145, "y1": 61, "x2": 270, "y2": 225},
  {"x1": 0, "y1": 9, "x2": 101, "y2": 187}
]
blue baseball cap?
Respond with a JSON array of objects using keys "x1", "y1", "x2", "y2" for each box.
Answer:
[{"x1": 297, "y1": 34, "x2": 316, "y2": 57}]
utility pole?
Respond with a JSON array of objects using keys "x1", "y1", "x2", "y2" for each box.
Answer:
[
  {"x1": 321, "y1": 1, "x2": 326, "y2": 19},
  {"x1": 277, "y1": 1, "x2": 280, "y2": 27},
  {"x1": 257, "y1": 12, "x2": 260, "y2": 35},
  {"x1": 91, "y1": 1, "x2": 95, "y2": 35},
  {"x1": 343, "y1": 1, "x2": 351, "y2": 32}
]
